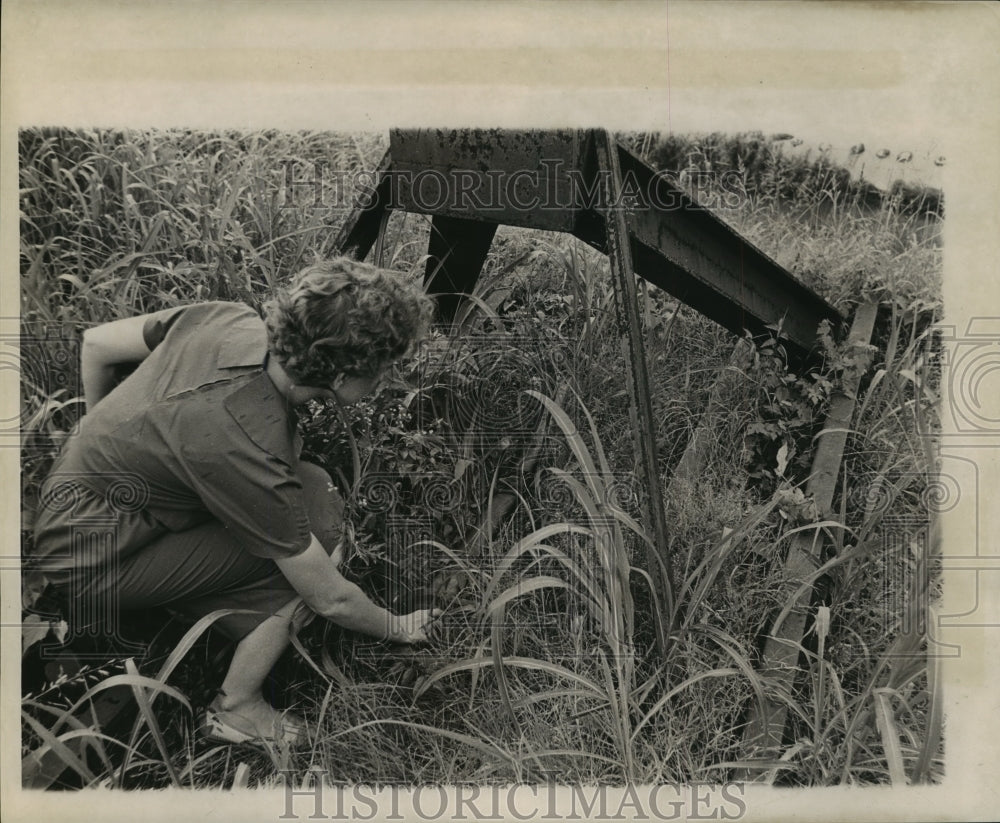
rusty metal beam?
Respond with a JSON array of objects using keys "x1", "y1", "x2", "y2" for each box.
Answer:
[
  {"x1": 740, "y1": 301, "x2": 879, "y2": 774},
  {"x1": 572, "y1": 142, "x2": 845, "y2": 355}
]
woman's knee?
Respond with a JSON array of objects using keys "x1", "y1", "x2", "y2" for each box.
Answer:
[
  {"x1": 297, "y1": 460, "x2": 330, "y2": 486},
  {"x1": 298, "y1": 461, "x2": 340, "y2": 503},
  {"x1": 297, "y1": 461, "x2": 345, "y2": 549}
]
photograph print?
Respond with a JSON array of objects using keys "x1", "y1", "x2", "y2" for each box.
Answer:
[
  {"x1": 7, "y1": 3, "x2": 997, "y2": 822},
  {"x1": 19, "y1": 124, "x2": 944, "y2": 794}
]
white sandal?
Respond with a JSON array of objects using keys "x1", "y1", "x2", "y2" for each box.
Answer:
[{"x1": 197, "y1": 700, "x2": 307, "y2": 748}]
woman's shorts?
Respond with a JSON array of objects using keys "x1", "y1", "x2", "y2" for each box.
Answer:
[{"x1": 37, "y1": 462, "x2": 344, "y2": 642}]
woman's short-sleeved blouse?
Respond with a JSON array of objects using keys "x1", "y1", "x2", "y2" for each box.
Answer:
[{"x1": 33, "y1": 301, "x2": 313, "y2": 578}]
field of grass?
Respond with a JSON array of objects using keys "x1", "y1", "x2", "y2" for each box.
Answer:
[{"x1": 19, "y1": 128, "x2": 943, "y2": 788}]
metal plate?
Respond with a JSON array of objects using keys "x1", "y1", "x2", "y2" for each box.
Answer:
[{"x1": 389, "y1": 129, "x2": 582, "y2": 232}]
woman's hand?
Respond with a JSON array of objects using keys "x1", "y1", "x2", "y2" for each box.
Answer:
[
  {"x1": 279, "y1": 537, "x2": 446, "y2": 645},
  {"x1": 390, "y1": 609, "x2": 441, "y2": 645}
]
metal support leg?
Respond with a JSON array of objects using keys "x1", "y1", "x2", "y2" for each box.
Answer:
[
  {"x1": 740, "y1": 301, "x2": 879, "y2": 775},
  {"x1": 594, "y1": 130, "x2": 674, "y2": 649},
  {"x1": 424, "y1": 214, "x2": 498, "y2": 325},
  {"x1": 335, "y1": 149, "x2": 394, "y2": 262}
]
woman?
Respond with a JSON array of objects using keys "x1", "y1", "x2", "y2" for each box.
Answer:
[{"x1": 32, "y1": 258, "x2": 439, "y2": 746}]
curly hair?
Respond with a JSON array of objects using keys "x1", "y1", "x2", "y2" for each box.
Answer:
[{"x1": 263, "y1": 258, "x2": 434, "y2": 386}]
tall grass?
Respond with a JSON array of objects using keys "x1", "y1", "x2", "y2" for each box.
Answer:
[{"x1": 20, "y1": 128, "x2": 942, "y2": 787}]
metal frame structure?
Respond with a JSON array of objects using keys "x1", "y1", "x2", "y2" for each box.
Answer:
[
  {"x1": 337, "y1": 129, "x2": 874, "y2": 772},
  {"x1": 337, "y1": 129, "x2": 845, "y2": 351}
]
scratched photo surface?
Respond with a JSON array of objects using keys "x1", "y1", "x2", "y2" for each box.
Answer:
[{"x1": 4, "y1": 3, "x2": 999, "y2": 823}]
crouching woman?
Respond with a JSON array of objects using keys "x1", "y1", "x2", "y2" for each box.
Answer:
[{"x1": 32, "y1": 258, "x2": 438, "y2": 746}]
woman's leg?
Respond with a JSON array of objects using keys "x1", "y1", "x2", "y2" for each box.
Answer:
[
  {"x1": 76, "y1": 520, "x2": 305, "y2": 739},
  {"x1": 211, "y1": 596, "x2": 305, "y2": 739},
  {"x1": 105, "y1": 461, "x2": 344, "y2": 639},
  {"x1": 209, "y1": 462, "x2": 345, "y2": 738},
  {"x1": 80, "y1": 461, "x2": 345, "y2": 739}
]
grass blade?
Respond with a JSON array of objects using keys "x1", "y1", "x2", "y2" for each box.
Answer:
[
  {"x1": 177, "y1": 745, "x2": 229, "y2": 785},
  {"x1": 57, "y1": 672, "x2": 191, "y2": 738},
  {"x1": 289, "y1": 626, "x2": 343, "y2": 690},
  {"x1": 490, "y1": 598, "x2": 521, "y2": 739},
  {"x1": 873, "y1": 689, "x2": 906, "y2": 786},
  {"x1": 525, "y1": 390, "x2": 605, "y2": 505},
  {"x1": 21, "y1": 698, "x2": 112, "y2": 776},
  {"x1": 332, "y1": 719, "x2": 516, "y2": 769},
  {"x1": 415, "y1": 656, "x2": 607, "y2": 701},
  {"x1": 152, "y1": 608, "x2": 260, "y2": 685},
  {"x1": 691, "y1": 624, "x2": 769, "y2": 725},
  {"x1": 483, "y1": 575, "x2": 572, "y2": 621},
  {"x1": 480, "y1": 523, "x2": 592, "y2": 607},
  {"x1": 124, "y1": 658, "x2": 182, "y2": 787},
  {"x1": 631, "y1": 668, "x2": 739, "y2": 743},
  {"x1": 21, "y1": 709, "x2": 97, "y2": 787},
  {"x1": 520, "y1": 748, "x2": 626, "y2": 769},
  {"x1": 511, "y1": 688, "x2": 606, "y2": 710},
  {"x1": 910, "y1": 630, "x2": 943, "y2": 783},
  {"x1": 231, "y1": 762, "x2": 251, "y2": 789}
]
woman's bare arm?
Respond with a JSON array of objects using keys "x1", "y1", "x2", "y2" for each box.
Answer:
[
  {"x1": 81, "y1": 315, "x2": 155, "y2": 409},
  {"x1": 276, "y1": 535, "x2": 436, "y2": 643}
]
